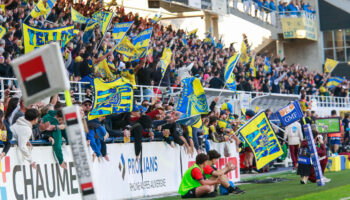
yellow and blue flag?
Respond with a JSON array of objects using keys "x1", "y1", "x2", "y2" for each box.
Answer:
[
  {"x1": 0, "y1": 26, "x2": 6, "y2": 39},
  {"x1": 160, "y1": 47, "x2": 172, "y2": 79},
  {"x1": 100, "y1": 12, "x2": 113, "y2": 35},
  {"x1": 176, "y1": 77, "x2": 209, "y2": 116},
  {"x1": 114, "y1": 36, "x2": 140, "y2": 58},
  {"x1": 112, "y1": 21, "x2": 133, "y2": 46},
  {"x1": 0, "y1": 4, "x2": 5, "y2": 13},
  {"x1": 22, "y1": 23, "x2": 78, "y2": 53},
  {"x1": 188, "y1": 28, "x2": 198, "y2": 38},
  {"x1": 71, "y1": 7, "x2": 89, "y2": 24},
  {"x1": 133, "y1": 28, "x2": 153, "y2": 49},
  {"x1": 324, "y1": 58, "x2": 338, "y2": 73},
  {"x1": 94, "y1": 58, "x2": 115, "y2": 81},
  {"x1": 204, "y1": 33, "x2": 215, "y2": 46},
  {"x1": 88, "y1": 77, "x2": 133, "y2": 120},
  {"x1": 224, "y1": 53, "x2": 240, "y2": 91},
  {"x1": 182, "y1": 38, "x2": 188, "y2": 46},
  {"x1": 83, "y1": 18, "x2": 98, "y2": 44},
  {"x1": 264, "y1": 57, "x2": 271, "y2": 74},
  {"x1": 238, "y1": 111, "x2": 283, "y2": 169},
  {"x1": 250, "y1": 54, "x2": 256, "y2": 77},
  {"x1": 177, "y1": 114, "x2": 201, "y2": 127},
  {"x1": 30, "y1": 0, "x2": 56, "y2": 19},
  {"x1": 327, "y1": 77, "x2": 344, "y2": 89},
  {"x1": 151, "y1": 13, "x2": 162, "y2": 24}
]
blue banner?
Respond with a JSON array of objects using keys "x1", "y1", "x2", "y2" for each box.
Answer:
[
  {"x1": 303, "y1": 124, "x2": 325, "y2": 186},
  {"x1": 276, "y1": 100, "x2": 303, "y2": 127}
]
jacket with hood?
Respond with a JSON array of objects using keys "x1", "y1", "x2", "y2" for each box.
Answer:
[{"x1": 10, "y1": 117, "x2": 33, "y2": 163}]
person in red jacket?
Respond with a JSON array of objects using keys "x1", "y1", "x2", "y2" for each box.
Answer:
[{"x1": 309, "y1": 132, "x2": 330, "y2": 183}]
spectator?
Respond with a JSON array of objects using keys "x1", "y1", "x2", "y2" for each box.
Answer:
[
  {"x1": 10, "y1": 108, "x2": 39, "y2": 169},
  {"x1": 0, "y1": 109, "x2": 12, "y2": 160},
  {"x1": 42, "y1": 109, "x2": 67, "y2": 169},
  {"x1": 283, "y1": 121, "x2": 303, "y2": 172}
]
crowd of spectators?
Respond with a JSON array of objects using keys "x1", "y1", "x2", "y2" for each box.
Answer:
[{"x1": 0, "y1": 0, "x2": 348, "y2": 175}]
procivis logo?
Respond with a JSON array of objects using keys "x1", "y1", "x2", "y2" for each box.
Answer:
[
  {"x1": 118, "y1": 154, "x2": 126, "y2": 180},
  {"x1": 0, "y1": 156, "x2": 11, "y2": 200}
]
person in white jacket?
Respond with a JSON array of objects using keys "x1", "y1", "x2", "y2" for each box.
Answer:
[
  {"x1": 10, "y1": 108, "x2": 40, "y2": 169},
  {"x1": 283, "y1": 121, "x2": 303, "y2": 171}
]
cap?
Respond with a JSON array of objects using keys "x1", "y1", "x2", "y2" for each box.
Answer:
[{"x1": 82, "y1": 98, "x2": 92, "y2": 104}]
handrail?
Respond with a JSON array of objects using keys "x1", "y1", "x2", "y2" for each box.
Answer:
[{"x1": 0, "y1": 77, "x2": 349, "y2": 109}]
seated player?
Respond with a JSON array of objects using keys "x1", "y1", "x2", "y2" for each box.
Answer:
[
  {"x1": 205, "y1": 150, "x2": 245, "y2": 194},
  {"x1": 178, "y1": 153, "x2": 220, "y2": 198}
]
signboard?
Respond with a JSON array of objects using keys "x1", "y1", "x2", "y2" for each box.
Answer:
[
  {"x1": 276, "y1": 100, "x2": 303, "y2": 127},
  {"x1": 315, "y1": 117, "x2": 341, "y2": 134},
  {"x1": 240, "y1": 93, "x2": 250, "y2": 109},
  {"x1": 63, "y1": 106, "x2": 96, "y2": 200},
  {"x1": 10, "y1": 43, "x2": 70, "y2": 106},
  {"x1": 211, "y1": 0, "x2": 227, "y2": 15},
  {"x1": 180, "y1": 141, "x2": 240, "y2": 183},
  {"x1": 281, "y1": 15, "x2": 317, "y2": 41},
  {"x1": 92, "y1": 142, "x2": 182, "y2": 199},
  {"x1": 303, "y1": 124, "x2": 325, "y2": 186}
]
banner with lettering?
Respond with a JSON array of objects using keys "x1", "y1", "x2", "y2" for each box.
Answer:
[
  {"x1": 281, "y1": 15, "x2": 317, "y2": 41},
  {"x1": 112, "y1": 21, "x2": 133, "y2": 46},
  {"x1": 22, "y1": 23, "x2": 78, "y2": 53},
  {"x1": 238, "y1": 112, "x2": 283, "y2": 169},
  {"x1": 88, "y1": 77, "x2": 133, "y2": 120},
  {"x1": 276, "y1": 100, "x2": 303, "y2": 127}
]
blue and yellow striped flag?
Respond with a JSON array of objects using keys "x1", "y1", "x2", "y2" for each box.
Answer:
[
  {"x1": 133, "y1": 28, "x2": 153, "y2": 49},
  {"x1": 30, "y1": 0, "x2": 56, "y2": 19},
  {"x1": 112, "y1": 21, "x2": 133, "y2": 46},
  {"x1": 224, "y1": 53, "x2": 240, "y2": 91},
  {"x1": 88, "y1": 77, "x2": 133, "y2": 120},
  {"x1": 71, "y1": 7, "x2": 89, "y2": 24},
  {"x1": 160, "y1": 47, "x2": 172, "y2": 79},
  {"x1": 176, "y1": 77, "x2": 209, "y2": 116},
  {"x1": 264, "y1": 57, "x2": 271, "y2": 74},
  {"x1": 238, "y1": 111, "x2": 283, "y2": 169},
  {"x1": 327, "y1": 77, "x2": 344, "y2": 88}
]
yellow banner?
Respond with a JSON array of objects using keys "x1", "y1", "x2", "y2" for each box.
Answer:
[
  {"x1": 281, "y1": 16, "x2": 317, "y2": 41},
  {"x1": 23, "y1": 23, "x2": 77, "y2": 53},
  {"x1": 88, "y1": 77, "x2": 134, "y2": 120},
  {"x1": 238, "y1": 112, "x2": 283, "y2": 169},
  {"x1": 115, "y1": 37, "x2": 139, "y2": 57},
  {"x1": 160, "y1": 47, "x2": 172, "y2": 78},
  {"x1": 324, "y1": 58, "x2": 338, "y2": 73},
  {"x1": 71, "y1": 7, "x2": 89, "y2": 24}
]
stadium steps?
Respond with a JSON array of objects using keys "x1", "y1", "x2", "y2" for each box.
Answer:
[
  {"x1": 228, "y1": 7, "x2": 282, "y2": 40},
  {"x1": 253, "y1": 36, "x2": 275, "y2": 53}
]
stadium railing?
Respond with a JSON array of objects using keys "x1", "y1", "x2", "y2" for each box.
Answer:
[{"x1": 0, "y1": 77, "x2": 349, "y2": 109}]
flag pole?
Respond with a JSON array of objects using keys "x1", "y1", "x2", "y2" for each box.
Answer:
[{"x1": 218, "y1": 54, "x2": 241, "y2": 97}]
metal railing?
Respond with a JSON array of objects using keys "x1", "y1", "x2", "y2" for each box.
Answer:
[
  {"x1": 228, "y1": 0, "x2": 316, "y2": 28},
  {"x1": 1, "y1": 77, "x2": 349, "y2": 109}
]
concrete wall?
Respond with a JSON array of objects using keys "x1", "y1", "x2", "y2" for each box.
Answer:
[{"x1": 283, "y1": 39, "x2": 323, "y2": 72}]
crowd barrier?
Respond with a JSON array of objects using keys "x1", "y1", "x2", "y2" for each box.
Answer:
[{"x1": 0, "y1": 141, "x2": 239, "y2": 200}]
